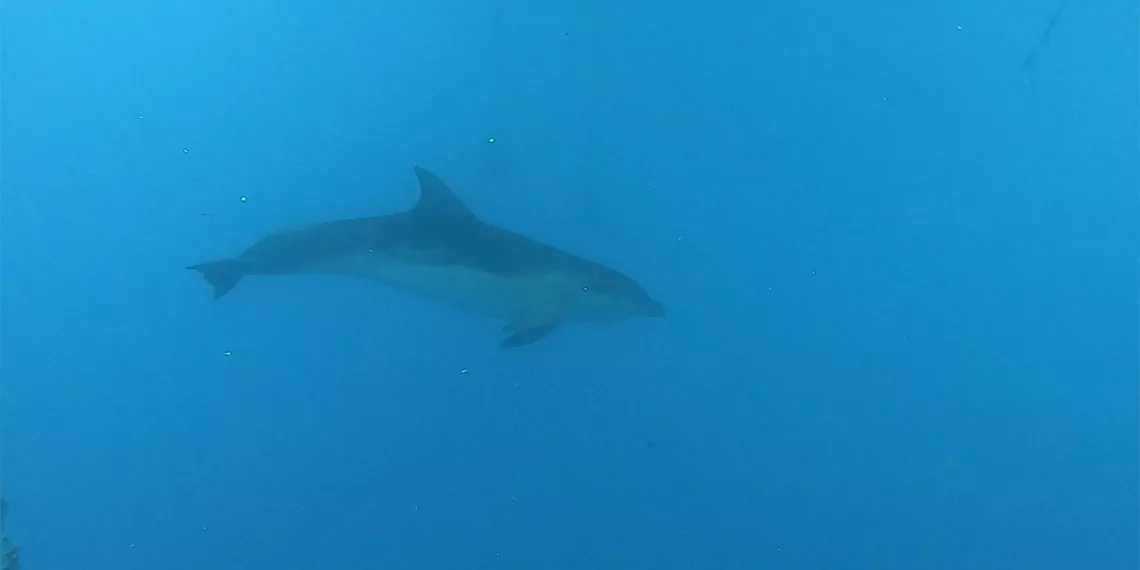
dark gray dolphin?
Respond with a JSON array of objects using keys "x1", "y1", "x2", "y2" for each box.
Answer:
[{"x1": 188, "y1": 167, "x2": 664, "y2": 347}]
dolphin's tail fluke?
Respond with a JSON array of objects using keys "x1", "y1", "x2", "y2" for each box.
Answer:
[{"x1": 187, "y1": 259, "x2": 247, "y2": 299}]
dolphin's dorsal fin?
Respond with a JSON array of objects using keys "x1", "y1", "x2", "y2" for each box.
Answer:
[{"x1": 412, "y1": 166, "x2": 478, "y2": 222}]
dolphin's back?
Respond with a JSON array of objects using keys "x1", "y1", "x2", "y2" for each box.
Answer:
[
  {"x1": 238, "y1": 217, "x2": 393, "y2": 275},
  {"x1": 186, "y1": 216, "x2": 399, "y2": 298}
]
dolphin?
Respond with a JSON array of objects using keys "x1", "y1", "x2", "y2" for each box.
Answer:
[{"x1": 187, "y1": 166, "x2": 664, "y2": 347}]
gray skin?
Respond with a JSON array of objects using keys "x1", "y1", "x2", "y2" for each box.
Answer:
[{"x1": 189, "y1": 167, "x2": 664, "y2": 347}]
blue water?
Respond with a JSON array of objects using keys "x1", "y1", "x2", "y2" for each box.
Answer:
[{"x1": 2, "y1": 1, "x2": 1137, "y2": 568}]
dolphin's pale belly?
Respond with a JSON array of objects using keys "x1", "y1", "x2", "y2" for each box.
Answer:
[{"x1": 307, "y1": 251, "x2": 571, "y2": 320}]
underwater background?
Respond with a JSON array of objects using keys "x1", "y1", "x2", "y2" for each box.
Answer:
[{"x1": 1, "y1": 0, "x2": 1137, "y2": 568}]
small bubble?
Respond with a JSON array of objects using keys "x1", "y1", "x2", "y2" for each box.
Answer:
[
  {"x1": 137, "y1": 114, "x2": 145, "y2": 120},
  {"x1": 182, "y1": 148, "x2": 189, "y2": 154},
  {"x1": 239, "y1": 196, "x2": 248, "y2": 203},
  {"x1": 487, "y1": 137, "x2": 496, "y2": 144},
  {"x1": 459, "y1": 368, "x2": 469, "y2": 375},
  {"x1": 223, "y1": 351, "x2": 233, "y2": 357},
  {"x1": 956, "y1": 25, "x2": 963, "y2": 31}
]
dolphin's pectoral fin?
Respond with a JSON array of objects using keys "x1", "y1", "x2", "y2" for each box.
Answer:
[
  {"x1": 501, "y1": 322, "x2": 558, "y2": 348},
  {"x1": 501, "y1": 312, "x2": 560, "y2": 348}
]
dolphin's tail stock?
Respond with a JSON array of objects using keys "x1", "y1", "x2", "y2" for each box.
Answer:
[{"x1": 187, "y1": 259, "x2": 248, "y2": 299}]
